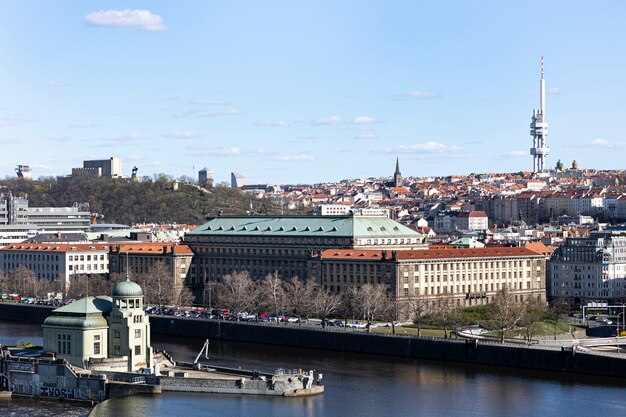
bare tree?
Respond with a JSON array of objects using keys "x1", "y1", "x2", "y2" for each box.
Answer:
[
  {"x1": 488, "y1": 288, "x2": 525, "y2": 343},
  {"x1": 284, "y1": 276, "x2": 316, "y2": 324},
  {"x1": 353, "y1": 283, "x2": 389, "y2": 332},
  {"x1": 259, "y1": 272, "x2": 284, "y2": 325},
  {"x1": 0, "y1": 271, "x2": 11, "y2": 295},
  {"x1": 216, "y1": 271, "x2": 256, "y2": 320},
  {"x1": 382, "y1": 297, "x2": 410, "y2": 335},
  {"x1": 140, "y1": 261, "x2": 176, "y2": 311},
  {"x1": 66, "y1": 274, "x2": 90, "y2": 300},
  {"x1": 549, "y1": 297, "x2": 570, "y2": 340},
  {"x1": 312, "y1": 286, "x2": 342, "y2": 329},
  {"x1": 12, "y1": 265, "x2": 34, "y2": 297},
  {"x1": 520, "y1": 296, "x2": 548, "y2": 343},
  {"x1": 431, "y1": 293, "x2": 459, "y2": 339},
  {"x1": 408, "y1": 291, "x2": 430, "y2": 337},
  {"x1": 178, "y1": 285, "x2": 195, "y2": 307},
  {"x1": 89, "y1": 275, "x2": 116, "y2": 297}
]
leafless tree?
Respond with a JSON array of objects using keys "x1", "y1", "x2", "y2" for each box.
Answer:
[
  {"x1": 488, "y1": 287, "x2": 525, "y2": 343},
  {"x1": 353, "y1": 283, "x2": 389, "y2": 332},
  {"x1": 312, "y1": 286, "x2": 342, "y2": 329},
  {"x1": 520, "y1": 296, "x2": 548, "y2": 343},
  {"x1": 382, "y1": 297, "x2": 411, "y2": 335},
  {"x1": 549, "y1": 297, "x2": 570, "y2": 340},
  {"x1": 430, "y1": 293, "x2": 459, "y2": 339},
  {"x1": 0, "y1": 271, "x2": 11, "y2": 295},
  {"x1": 66, "y1": 274, "x2": 90, "y2": 300},
  {"x1": 12, "y1": 265, "x2": 34, "y2": 297},
  {"x1": 140, "y1": 261, "x2": 176, "y2": 311},
  {"x1": 408, "y1": 291, "x2": 430, "y2": 337},
  {"x1": 259, "y1": 272, "x2": 284, "y2": 325},
  {"x1": 178, "y1": 285, "x2": 195, "y2": 307},
  {"x1": 216, "y1": 271, "x2": 256, "y2": 320},
  {"x1": 284, "y1": 276, "x2": 316, "y2": 324}
]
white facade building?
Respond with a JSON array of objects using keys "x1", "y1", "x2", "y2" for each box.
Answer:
[{"x1": 549, "y1": 228, "x2": 626, "y2": 306}]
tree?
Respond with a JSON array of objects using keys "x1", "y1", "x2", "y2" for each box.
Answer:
[
  {"x1": 488, "y1": 288, "x2": 525, "y2": 343},
  {"x1": 312, "y1": 286, "x2": 342, "y2": 329},
  {"x1": 408, "y1": 292, "x2": 430, "y2": 337},
  {"x1": 549, "y1": 297, "x2": 570, "y2": 340},
  {"x1": 139, "y1": 261, "x2": 176, "y2": 311},
  {"x1": 382, "y1": 297, "x2": 410, "y2": 335},
  {"x1": 431, "y1": 293, "x2": 459, "y2": 339},
  {"x1": 352, "y1": 283, "x2": 389, "y2": 332},
  {"x1": 520, "y1": 297, "x2": 549, "y2": 343},
  {"x1": 12, "y1": 265, "x2": 34, "y2": 297},
  {"x1": 216, "y1": 271, "x2": 256, "y2": 320},
  {"x1": 259, "y1": 272, "x2": 284, "y2": 325},
  {"x1": 66, "y1": 274, "x2": 90, "y2": 300},
  {"x1": 284, "y1": 277, "x2": 316, "y2": 325},
  {"x1": 178, "y1": 286, "x2": 195, "y2": 307}
]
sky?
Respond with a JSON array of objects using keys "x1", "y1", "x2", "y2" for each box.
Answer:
[{"x1": 1, "y1": 1, "x2": 626, "y2": 185}]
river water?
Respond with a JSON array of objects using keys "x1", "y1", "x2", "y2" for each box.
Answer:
[{"x1": 2, "y1": 321, "x2": 626, "y2": 417}]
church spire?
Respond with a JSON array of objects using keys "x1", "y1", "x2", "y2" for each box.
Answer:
[{"x1": 393, "y1": 158, "x2": 402, "y2": 187}]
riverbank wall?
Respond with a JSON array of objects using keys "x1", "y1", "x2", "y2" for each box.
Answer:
[
  {"x1": 2, "y1": 304, "x2": 626, "y2": 380},
  {"x1": 148, "y1": 316, "x2": 626, "y2": 380}
]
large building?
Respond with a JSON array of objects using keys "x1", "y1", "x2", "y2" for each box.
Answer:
[
  {"x1": 230, "y1": 172, "x2": 249, "y2": 188},
  {"x1": 0, "y1": 243, "x2": 109, "y2": 282},
  {"x1": 198, "y1": 167, "x2": 214, "y2": 187},
  {"x1": 72, "y1": 157, "x2": 122, "y2": 178},
  {"x1": 108, "y1": 243, "x2": 195, "y2": 298},
  {"x1": 42, "y1": 277, "x2": 153, "y2": 371},
  {"x1": 311, "y1": 246, "x2": 547, "y2": 309},
  {"x1": 184, "y1": 215, "x2": 426, "y2": 291},
  {"x1": 548, "y1": 228, "x2": 626, "y2": 306}
]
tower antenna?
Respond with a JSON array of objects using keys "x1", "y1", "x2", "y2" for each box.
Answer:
[{"x1": 529, "y1": 57, "x2": 550, "y2": 173}]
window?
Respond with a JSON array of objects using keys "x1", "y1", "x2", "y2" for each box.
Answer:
[
  {"x1": 135, "y1": 345, "x2": 141, "y2": 355},
  {"x1": 94, "y1": 342, "x2": 101, "y2": 355},
  {"x1": 135, "y1": 329, "x2": 141, "y2": 338},
  {"x1": 114, "y1": 330, "x2": 120, "y2": 338}
]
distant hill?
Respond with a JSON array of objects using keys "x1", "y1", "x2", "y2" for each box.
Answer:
[{"x1": 0, "y1": 177, "x2": 287, "y2": 225}]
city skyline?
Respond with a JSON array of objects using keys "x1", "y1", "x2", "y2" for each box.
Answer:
[{"x1": 1, "y1": 1, "x2": 626, "y2": 184}]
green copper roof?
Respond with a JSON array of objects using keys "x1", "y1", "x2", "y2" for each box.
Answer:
[
  {"x1": 113, "y1": 279, "x2": 143, "y2": 297},
  {"x1": 51, "y1": 296, "x2": 112, "y2": 314},
  {"x1": 188, "y1": 216, "x2": 422, "y2": 239}
]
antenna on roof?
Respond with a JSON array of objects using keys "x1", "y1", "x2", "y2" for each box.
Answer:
[{"x1": 125, "y1": 252, "x2": 130, "y2": 282}]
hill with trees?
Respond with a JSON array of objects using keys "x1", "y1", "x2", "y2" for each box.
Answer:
[{"x1": 0, "y1": 176, "x2": 293, "y2": 225}]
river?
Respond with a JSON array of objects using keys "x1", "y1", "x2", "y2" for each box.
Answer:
[{"x1": 1, "y1": 321, "x2": 625, "y2": 417}]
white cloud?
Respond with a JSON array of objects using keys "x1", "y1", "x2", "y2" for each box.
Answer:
[
  {"x1": 503, "y1": 150, "x2": 527, "y2": 158},
  {"x1": 273, "y1": 154, "x2": 315, "y2": 162},
  {"x1": 85, "y1": 9, "x2": 167, "y2": 32},
  {"x1": 100, "y1": 132, "x2": 147, "y2": 146},
  {"x1": 47, "y1": 81, "x2": 66, "y2": 87},
  {"x1": 400, "y1": 91, "x2": 441, "y2": 99},
  {"x1": 353, "y1": 127, "x2": 376, "y2": 140},
  {"x1": 0, "y1": 137, "x2": 22, "y2": 145},
  {"x1": 384, "y1": 141, "x2": 464, "y2": 154},
  {"x1": 586, "y1": 138, "x2": 626, "y2": 149},
  {"x1": 351, "y1": 116, "x2": 377, "y2": 124},
  {"x1": 547, "y1": 87, "x2": 564, "y2": 95},
  {"x1": 163, "y1": 131, "x2": 202, "y2": 139},
  {"x1": 189, "y1": 99, "x2": 230, "y2": 106},
  {"x1": 256, "y1": 120, "x2": 289, "y2": 127},
  {"x1": 68, "y1": 123, "x2": 98, "y2": 129},
  {"x1": 47, "y1": 136, "x2": 72, "y2": 143},
  {"x1": 311, "y1": 115, "x2": 343, "y2": 126},
  {"x1": 0, "y1": 113, "x2": 35, "y2": 127},
  {"x1": 207, "y1": 147, "x2": 241, "y2": 156}
]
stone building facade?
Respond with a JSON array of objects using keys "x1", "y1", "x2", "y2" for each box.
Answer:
[
  {"x1": 310, "y1": 246, "x2": 547, "y2": 307},
  {"x1": 184, "y1": 215, "x2": 426, "y2": 290}
]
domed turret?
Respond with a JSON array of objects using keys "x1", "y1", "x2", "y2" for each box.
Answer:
[{"x1": 112, "y1": 278, "x2": 143, "y2": 298}]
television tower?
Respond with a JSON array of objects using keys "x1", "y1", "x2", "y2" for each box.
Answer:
[{"x1": 529, "y1": 57, "x2": 550, "y2": 172}]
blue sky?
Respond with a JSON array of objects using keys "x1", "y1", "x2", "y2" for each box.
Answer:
[{"x1": 1, "y1": 1, "x2": 625, "y2": 185}]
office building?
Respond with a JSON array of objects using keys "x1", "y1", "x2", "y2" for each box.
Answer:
[{"x1": 311, "y1": 246, "x2": 547, "y2": 309}]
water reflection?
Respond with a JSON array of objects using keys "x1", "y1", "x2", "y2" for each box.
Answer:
[{"x1": 2, "y1": 321, "x2": 626, "y2": 417}]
